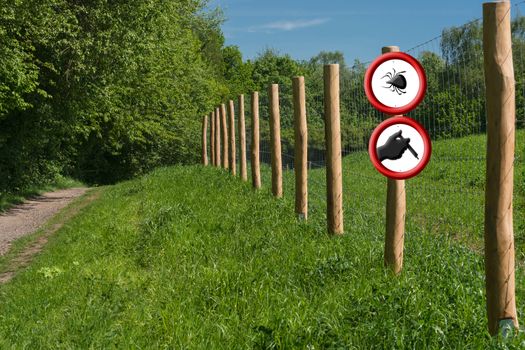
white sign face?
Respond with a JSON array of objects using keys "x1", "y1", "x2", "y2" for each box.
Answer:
[
  {"x1": 371, "y1": 59, "x2": 421, "y2": 109},
  {"x1": 376, "y1": 123, "x2": 425, "y2": 173}
]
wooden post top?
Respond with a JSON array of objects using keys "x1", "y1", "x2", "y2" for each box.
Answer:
[{"x1": 382, "y1": 46, "x2": 400, "y2": 53}]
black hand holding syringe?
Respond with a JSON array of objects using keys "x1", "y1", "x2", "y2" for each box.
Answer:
[{"x1": 376, "y1": 130, "x2": 419, "y2": 161}]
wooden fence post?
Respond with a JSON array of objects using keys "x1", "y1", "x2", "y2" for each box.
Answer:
[
  {"x1": 483, "y1": 0, "x2": 518, "y2": 336},
  {"x1": 238, "y1": 94, "x2": 248, "y2": 181},
  {"x1": 251, "y1": 92, "x2": 261, "y2": 189},
  {"x1": 293, "y1": 76, "x2": 308, "y2": 220},
  {"x1": 215, "y1": 107, "x2": 221, "y2": 167},
  {"x1": 221, "y1": 103, "x2": 229, "y2": 169},
  {"x1": 202, "y1": 115, "x2": 208, "y2": 166},
  {"x1": 228, "y1": 100, "x2": 236, "y2": 176},
  {"x1": 382, "y1": 45, "x2": 406, "y2": 274},
  {"x1": 324, "y1": 64, "x2": 343, "y2": 234},
  {"x1": 210, "y1": 111, "x2": 215, "y2": 166},
  {"x1": 269, "y1": 84, "x2": 283, "y2": 198}
]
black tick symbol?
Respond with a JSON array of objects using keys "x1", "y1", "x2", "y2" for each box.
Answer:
[{"x1": 382, "y1": 68, "x2": 407, "y2": 95}]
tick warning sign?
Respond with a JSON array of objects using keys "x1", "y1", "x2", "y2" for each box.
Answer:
[{"x1": 364, "y1": 52, "x2": 427, "y2": 115}]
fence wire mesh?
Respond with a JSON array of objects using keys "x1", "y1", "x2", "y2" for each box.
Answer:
[{"x1": 210, "y1": 3, "x2": 525, "y2": 249}]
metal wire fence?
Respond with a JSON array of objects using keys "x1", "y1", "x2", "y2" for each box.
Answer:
[{"x1": 213, "y1": 2, "x2": 525, "y2": 247}]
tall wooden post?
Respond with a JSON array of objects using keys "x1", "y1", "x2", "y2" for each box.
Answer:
[
  {"x1": 228, "y1": 100, "x2": 236, "y2": 176},
  {"x1": 215, "y1": 107, "x2": 221, "y2": 167},
  {"x1": 238, "y1": 94, "x2": 248, "y2": 181},
  {"x1": 221, "y1": 103, "x2": 229, "y2": 169},
  {"x1": 324, "y1": 64, "x2": 343, "y2": 234},
  {"x1": 202, "y1": 115, "x2": 208, "y2": 166},
  {"x1": 382, "y1": 45, "x2": 405, "y2": 274},
  {"x1": 210, "y1": 111, "x2": 215, "y2": 166},
  {"x1": 251, "y1": 92, "x2": 261, "y2": 189},
  {"x1": 293, "y1": 76, "x2": 308, "y2": 220},
  {"x1": 269, "y1": 84, "x2": 283, "y2": 198},
  {"x1": 483, "y1": 0, "x2": 518, "y2": 336}
]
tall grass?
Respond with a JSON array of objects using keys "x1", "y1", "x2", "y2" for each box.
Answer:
[{"x1": 0, "y1": 131, "x2": 523, "y2": 348}]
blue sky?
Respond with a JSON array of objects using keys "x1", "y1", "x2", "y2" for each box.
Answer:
[{"x1": 206, "y1": 0, "x2": 493, "y2": 63}]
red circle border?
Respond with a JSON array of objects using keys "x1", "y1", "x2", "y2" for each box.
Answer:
[
  {"x1": 368, "y1": 116, "x2": 432, "y2": 180},
  {"x1": 364, "y1": 52, "x2": 427, "y2": 115}
]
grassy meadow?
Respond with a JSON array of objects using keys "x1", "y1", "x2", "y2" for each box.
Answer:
[{"x1": 0, "y1": 131, "x2": 523, "y2": 348}]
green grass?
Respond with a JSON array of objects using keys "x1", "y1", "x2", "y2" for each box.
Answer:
[
  {"x1": 336, "y1": 129, "x2": 525, "y2": 253},
  {"x1": 0, "y1": 176, "x2": 85, "y2": 212},
  {"x1": 0, "y1": 131, "x2": 523, "y2": 348}
]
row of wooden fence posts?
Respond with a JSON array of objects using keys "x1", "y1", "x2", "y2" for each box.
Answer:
[
  {"x1": 201, "y1": 64, "x2": 343, "y2": 234},
  {"x1": 201, "y1": 2, "x2": 518, "y2": 334},
  {"x1": 201, "y1": 63, "x2": 386, "y2": 244},
  {"x1": 201, "y1": 63, "x2": 397, "y2": 254}
]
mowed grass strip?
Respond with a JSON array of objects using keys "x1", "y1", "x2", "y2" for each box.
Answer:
[{"x1": 0, "y1": 131, "x2": 524, "y2": 348}]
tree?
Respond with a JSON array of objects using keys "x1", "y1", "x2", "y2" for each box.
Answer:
[
  {"x1": 222, "y1": 45, "x2": 254, "y2": 99},
  {"x1": 0, "y1": 0, "x2": 231, "y2": 193},
  {"x1": 308, "y1": 50, "x2": 347, "y2": 69}
]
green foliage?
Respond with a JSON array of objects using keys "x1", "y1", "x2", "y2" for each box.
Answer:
[
  {"x1": 249, "y1": 49, "x2": 303, "y2": 130},
  {"x1": 0, "y1": 0, "x2": 230, "y2": 194},
  {"x1": 308, "y1": 50, "x2": 347, "y2": 69},
  {"x1": 251, "y1": 48, "x2": 304, "y2": 92},
  {"x1": 222, "y1": 45, "x2": 255, "y2": 98},
  {"x1": 441, "y1": 20, "x2": 483, "y2": 67}
]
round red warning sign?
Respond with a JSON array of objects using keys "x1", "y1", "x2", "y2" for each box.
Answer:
[
  {"x1": 368, "y1": 116, "x2": 431, "y2": 180},
  {"x1": 364, "y1": 52, "x2": 427, "y2": 115}
]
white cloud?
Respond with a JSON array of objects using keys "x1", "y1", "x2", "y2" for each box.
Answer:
[{"x1": 250, "y1": 18, "x2": 330, "y2": 32}]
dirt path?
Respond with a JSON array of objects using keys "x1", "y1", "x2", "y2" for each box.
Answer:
[
  {"x1": 0, "y1": 188, "x2": 101, "y2": 284},
  {"x1": 0, "y1": 188, "x2": 88, "y2": 256}
]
